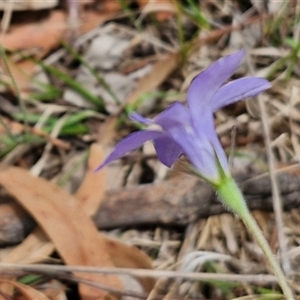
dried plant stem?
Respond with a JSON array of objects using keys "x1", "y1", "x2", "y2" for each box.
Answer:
[
  {"x1": 244, "y1": 50, "x2": 290, "y2": 274},
  {"x1": 0, "y1": 262, "x2": 278, "y2": 284},
  {"x1": 257, "y1": 94, "x2": 291, "y2": 274}
]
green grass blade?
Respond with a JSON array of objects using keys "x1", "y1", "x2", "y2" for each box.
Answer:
[
  {"x1": 62, "y1": 42, "x2": 121, "y2": 105},
  {"x1": 35, "y1": 61, "x2": 106, "y2": 111},
  {"x1": 0, "y1": 44, "x2": 29, "y2": 131}
]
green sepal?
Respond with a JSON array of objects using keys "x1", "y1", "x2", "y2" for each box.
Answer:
[
  {"x1": 215, "y1": 176, "x2": 249, "y2": 217},
  {"x1": 184, "y1": 150, "x2": 230, "y2": 186}
]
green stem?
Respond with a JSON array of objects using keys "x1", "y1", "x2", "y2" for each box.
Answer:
[{"x1": 216, "y1": 177, "x2": 294, "y2": 300}]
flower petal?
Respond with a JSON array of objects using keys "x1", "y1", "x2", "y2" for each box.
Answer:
[
  {"x1": 154, "y1": 136, "x2": 183, "y2": 167},
  {"x1": 94, "y1": 130, "x2": 165, "y2": 171},
  {"x1": 192, "y1": 111, "x2": 229, "y2": 181},
  {"x1": 154, "y1": 102, "x2": 227, "y2": 181},
  {"x1": 154, "y1": 102, "x2": 191, "y2": 129},
  {"x1": 129, "y1": 112, "x2": 152, "y2": 125},
  {"x1": 187, "y1": 50, "x2": 244, "y2": 122},
  {"x1": 130, "y1": 109, "x2": 183, "y2": 166},
  {"x1": 211, "y1": 77, "x2": 271, "y2": 111}
]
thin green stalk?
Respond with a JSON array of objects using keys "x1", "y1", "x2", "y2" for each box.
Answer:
[
  {"x1": 61, "y1": 42, "x2": 121, "y2": 105},
  {"x1": 240, "y1": 207, "x2": 294, "y2": 300},
  {"x1": 183, "y1": 0, "x2": 209, "y2": 27},
  {"x1": 216, "y1": 177, "x2": 294, "y2": 300},
  {"x1": 39, "y1": 63, "x2": 105, "y2": 110},
  {"x1": 0, "y1": 112, "x2": 16, "y2": 142},
  {"x1": 116, "y1": 0, "x2": 142, "y2": 31},
  {"x1": 0, "y1": 45, "x2": 28, "y2": 131}
]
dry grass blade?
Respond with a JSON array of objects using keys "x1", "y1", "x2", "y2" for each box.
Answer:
[
  {"x1": 0, "y1": 263, "x2": 279, "y2": 285},
  {"x1": 258, "y1": 95, "x2": 290, "y2": 273},
  {"x1": 289, "y1": 85, "x2": 300, "y2": 161},
  {"x1": 244, "y1": 50, "x2": 291, "y2": 274}
]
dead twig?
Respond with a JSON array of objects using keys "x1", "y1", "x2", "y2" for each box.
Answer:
[{"x1": 0, "y1": 262, "x2": 279, "y2": 285}]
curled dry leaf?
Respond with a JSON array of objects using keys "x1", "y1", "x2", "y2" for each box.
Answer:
[
  {"x1": 0, "y1": 144, "x2": 155, "y2": 298},
  {"x1": 0, "y1": 279, "x2": 51, "y2": 300},
  {"x1": 0, "y1": 166, "x2": 122, "y2": 300},
  {"x1": 2, "y1": 227, "x2": 54, "y2": 265}
]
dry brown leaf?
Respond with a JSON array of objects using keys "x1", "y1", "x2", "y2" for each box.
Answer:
[
  {"x1": 0, "y1": 143, "x2": 155, "y2": 297},
  {"x1": 0, "y1": 279, "x2": 51, "y2": 300},
  {"x1": 98, "y1": 0, "x2": 122, "y2": 13},
  {"x1": 0, "y1": 9, "x2": 118, "y2": 93},
  {"x1": 74, "y1": 144, "x2": 155, "y2": 292},
  {"x1": 1, "y1": 27, "x2": 61, "y2": 92},
  {"x1": 124, "y1": 52, "x2": 180, "y2": 106},
  {"x1": 1, "y1": 59, "x2": 37, "y2": 93},
  {"x1": 0, "y1": 142, "x2": 100, "y2": 298},
  {"x1": 0, "y1": 229, "x2": 54, "y2": 298},
  {"x1": 73, "y1": 145, "x2": 153, "y2": 278},
  {"x1": 0, "y1": 11, "x2": 67, "y2": 52},
  {"x1": 2, "y1": 227, "x2": 54, "y2": 264},
  {"x1": 75, "y1": 144, "x2": 106, "y2": 216},
  {"x1": 0, "y1": 166, "x2": 122, "y2": 300},
  {"x1": 78, "y1": 10, "x2": 118, "y2": 35},
  {"x1": 139, "y1": 0, "x2": 176, "y2": 21},
  {"x1": 99, "y1": 0, "x2": 149, "y2": 13},
  {"x1": 104, "y1": 237, "x2": 155, "y2": 293}
]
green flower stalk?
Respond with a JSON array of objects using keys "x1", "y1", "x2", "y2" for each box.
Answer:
[
  {"x1": 96, "y1": 50, "x2": 294, "y2": 298},
  {"x1": 215, "y1": 176, "x2": 294, "y2": 299}
]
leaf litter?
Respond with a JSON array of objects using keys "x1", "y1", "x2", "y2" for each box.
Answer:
[{"x1": 1, "y1": 0, "x2": 300, "y2": 299}]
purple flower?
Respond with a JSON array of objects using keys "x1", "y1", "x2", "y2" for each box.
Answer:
[{"x1": 96, "y1": 50, "x2": 271, "y2": 184}]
